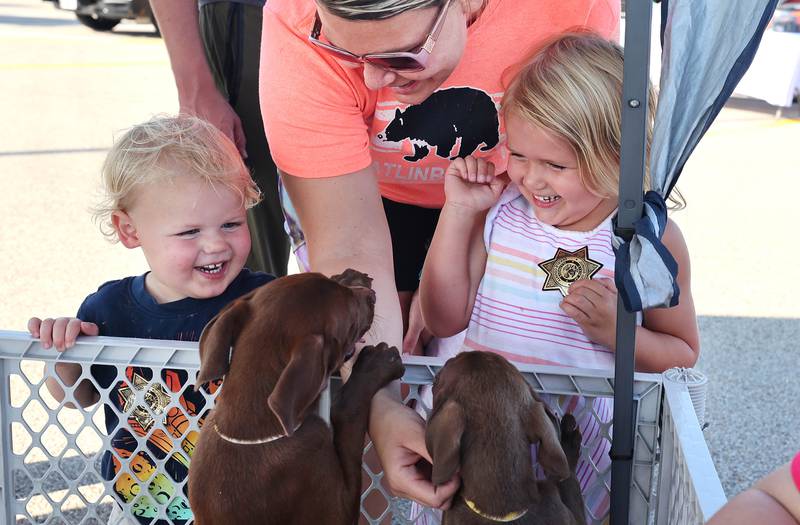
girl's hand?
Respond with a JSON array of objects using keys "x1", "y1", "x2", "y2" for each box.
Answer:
[
  {"x1": 28, "y1": 317, "x2": 100, "y2": 351},
  {"x1": 444, "y1": 156, "x2": 507, "y2": 212},
  {"x1": 560, "y1": 278, "x2": 618, "y2": 349}
]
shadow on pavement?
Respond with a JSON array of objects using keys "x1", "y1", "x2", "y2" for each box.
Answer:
[
  {"x1": 726, "y1": 95, "x2": 800, "y2": 119},
  {"x1": 0, "y1": 147, "x2": 110, "y2": 157},
  {"x1": 112, "y1": 27, "x2": 160, "y2": 38},
  {"x1": 0, "y1": 13, "x2": 77, "y2": 26},
  {"x1": 696, "y1": 315, "x2": 800, "y2": 497}
]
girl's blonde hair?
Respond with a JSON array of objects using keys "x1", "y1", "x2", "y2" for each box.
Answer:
[
  {"x1": 92, "y1": 115, "x2": 261, "y2": 240},
  {"x1": 502, "y1": 31, "x2": 675, "y2": 205}
]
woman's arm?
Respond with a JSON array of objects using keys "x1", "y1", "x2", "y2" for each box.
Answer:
[
  {"x1": 757, "y1": 461, "x2": 800, "y2": 523},
  {"x1": 281, "y1": 167, "x2": 460, "y2": 508},
  {"x1": 281, "y1": 167, "x2": 402, "y2": 348},
  {"x1": 708, "y1": 461, "x2": 800, "y2": 525}
]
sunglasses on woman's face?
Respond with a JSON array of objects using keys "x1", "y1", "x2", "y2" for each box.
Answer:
[{"x1": 309, "y1": 0, "x2": 453, "y2": 72}]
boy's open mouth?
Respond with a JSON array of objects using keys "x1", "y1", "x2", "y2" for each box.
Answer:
[{"x1": 195, "y1": 262, "x2": 225, "y2": 275}]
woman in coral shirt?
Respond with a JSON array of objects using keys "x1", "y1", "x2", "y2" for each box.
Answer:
[{"x1": 260, "y1": 0, "x2": 619, "y2": 509}]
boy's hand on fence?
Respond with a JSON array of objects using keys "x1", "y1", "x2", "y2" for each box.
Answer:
[
  {"x1": 28, "y1": 317, "x2": 99, "y2": 351},
  {"x1": 444, "y1": 156, "x2": 507, "y2": 213},
  {"x1": 560, "y1": 278, "x2": 618, "y2": 350}
]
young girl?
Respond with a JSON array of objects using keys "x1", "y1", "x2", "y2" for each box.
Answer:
[{"x1": 420, "y1": 32, "x2": 700, "y2": 522}]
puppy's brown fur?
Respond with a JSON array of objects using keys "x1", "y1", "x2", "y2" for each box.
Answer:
[
  {"x1": 426, "y1": 351, "x2": 586, "y2": 524},
  {"x1": 188, "y1": 270, "x2": 404, "y2": 525}
]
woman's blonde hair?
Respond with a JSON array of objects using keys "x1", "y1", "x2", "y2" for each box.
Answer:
[
  {"x1": 92, "y1": 114, "x2": 261, "y2": 240},
  {"x1": 502, "y1": 31, "x2": 672, "y2": 205},
  {"x1": 318, "y1": 0, "x2": 440, "y2": 19},
  {"x1": 318, "y1": 0, "x2": 486, "y2": 20}
]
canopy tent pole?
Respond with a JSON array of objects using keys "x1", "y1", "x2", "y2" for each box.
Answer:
[{"x1": 610, "y1": 1, "x2": 653, "y2": 523}]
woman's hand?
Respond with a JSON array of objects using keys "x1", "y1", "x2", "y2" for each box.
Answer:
[
  {"x1": 560, "y1": 278, "x2": 618, "y2": 349},
  {"x1": 402, "y1": 289, "x2": 433, "y2": 356},
  {"x1": 369, "y1": 391, "x2": 460, "y2": 509},
  {"x1": 444, "y1": 156, "x2": 507, "y2": 213}
]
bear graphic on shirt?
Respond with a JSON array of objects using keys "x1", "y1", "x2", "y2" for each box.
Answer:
[{"x1": 377, "y1": 87, "x2": 500, "y2": 162}]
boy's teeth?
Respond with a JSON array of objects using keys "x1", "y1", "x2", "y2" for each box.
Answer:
[{"x1": 197, "y1": 263, "x2": 223, "y2": 274}]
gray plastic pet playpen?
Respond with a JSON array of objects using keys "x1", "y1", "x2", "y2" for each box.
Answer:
[
  {"x1": 0, "y1": 0, "x2": 780, "y2": 522},
  {"x1": 0, "y1": 332, "x2": 723, "y2": 524}
]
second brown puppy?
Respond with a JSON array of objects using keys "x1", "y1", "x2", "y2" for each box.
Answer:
[
  {"x1": 188, "y1": 269, "x2": 404, "y2": 525},
  {"x1": 426, "y1": 351, "x2": 586, "y2": 524}
]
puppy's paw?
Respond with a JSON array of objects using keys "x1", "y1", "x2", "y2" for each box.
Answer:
[
  {"x1": 560, "y1": 413, "x2": 582, "y2": 470},
  {"x1": 353, "y1": 342, "x2": 405, "y2": 387}
]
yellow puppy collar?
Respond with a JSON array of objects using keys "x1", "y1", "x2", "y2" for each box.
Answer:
[{"x1": 463, "y1": 496, "x2": 528, "y2": 522}]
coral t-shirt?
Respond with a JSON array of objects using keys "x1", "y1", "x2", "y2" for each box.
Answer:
[{"x1": 260, "y1": 0, "x2": 619, "y2": 208}]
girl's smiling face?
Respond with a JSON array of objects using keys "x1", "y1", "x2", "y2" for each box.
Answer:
[
  {"x1": 113, "y1": 175, "x2": 251, "y2": 304},
  {"x1": 505, "y1": 111, "x2": 617, "y2": 232},
  {"x1": 316, "y1": 1, "x2": 469, "y2": 105}
]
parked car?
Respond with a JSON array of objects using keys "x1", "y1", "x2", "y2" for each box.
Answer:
[
  {"x1": 52, "y1": 0, "x2": 157, "y2": 33},
  {"x1": 771, "y1": 3, "x2": 800, "y2": 33}
]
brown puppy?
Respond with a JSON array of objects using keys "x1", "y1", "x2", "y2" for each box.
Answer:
[
  {"x1": 426, "y1": 351, "x2": 586, "y2": 524},
  {"x1": 188, "y1": 269, "x2": 405, "y2": 525}
]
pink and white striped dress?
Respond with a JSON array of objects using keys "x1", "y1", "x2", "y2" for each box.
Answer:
[
  {"x1": 466, "y1": 185, "x2": 617, "y2": 366},
  {"x1": 466, "y1": 184, "x2": 619, "y2": 523}
]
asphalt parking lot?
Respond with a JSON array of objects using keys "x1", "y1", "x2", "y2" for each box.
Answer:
[{"x1": 1, "y1": 0, "x2": 799, "y2": 517}]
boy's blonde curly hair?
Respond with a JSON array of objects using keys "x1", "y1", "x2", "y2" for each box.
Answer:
[{"x1": 92, "y1": 114, "x2": 262, "y2": 240}]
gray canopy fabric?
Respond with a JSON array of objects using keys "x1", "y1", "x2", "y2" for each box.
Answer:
[{"x1": 614, "y1": 0, "x2": 780, "y2": 312}]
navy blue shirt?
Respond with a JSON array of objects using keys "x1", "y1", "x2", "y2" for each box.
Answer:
[
  {"x1": 78, "y1": 268, "x2": 273, "y2": 342},
  {"x1": 78, "y1": 269, "x2": 273, "y2": 524}
]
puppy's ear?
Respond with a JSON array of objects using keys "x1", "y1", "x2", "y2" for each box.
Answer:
[
  {"x1": 425, "y1": 399, "x2": 465, "y2": 486},
  {"x1": 524, "y1": 399, "x2": 570, "y2": 481},
  {"x1": 330, "y1": 268, "x2": 372, "y2": 289},
  {"x1": 267, "y1": 334, "x2": 329, "y2": 436},
  {"x1": 197, "y1": 299, "x2": 251, "y2": 385}
]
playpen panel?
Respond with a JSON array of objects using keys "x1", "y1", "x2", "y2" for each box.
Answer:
[{"x1": 0, "y1": 332, "x2": 721, "y2": 525}]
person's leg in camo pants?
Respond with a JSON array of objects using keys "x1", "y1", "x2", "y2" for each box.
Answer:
[{"x1": 200, "y1": 1, "x2": 290, "y2": 276}]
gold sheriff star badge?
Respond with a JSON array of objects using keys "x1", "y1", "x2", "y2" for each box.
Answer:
[
  {"x1": 538, "y1": 247, "x2": 603, "y2": 297},
  {"x1": 118, "y1": 372, "x2": 173, "y2": 434}
]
